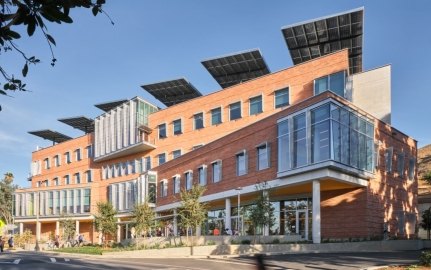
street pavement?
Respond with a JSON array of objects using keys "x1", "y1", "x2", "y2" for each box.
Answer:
[{"x1": 0, "y1": 249, "x2": 424, "y2": 269}]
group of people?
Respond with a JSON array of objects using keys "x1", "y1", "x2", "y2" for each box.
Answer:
[
  {"x1": 212, "y1": 228, "x2": 239, "y2": 236},
  {"x1": 0, "y1": 236, "x2": 14, "y2": 252}
]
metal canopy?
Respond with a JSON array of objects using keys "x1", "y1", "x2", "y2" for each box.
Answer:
[
  {"x1": 141, "y1": 78, "x2": 202, "y2": 107},
  {"x1": 58, "y1": 116, "x2": 94, "y2": 133},
  {"x1": 281, "y1": 7, "x2": 364, "y2": 74},
  {"x1": 28, "y1": 129, "x2": 72, "y2": 144},
  {"x1": 201, "y1": 49, "x2": 270, "y2": 89},
  {"x1": 94, "y1": 99, "x2": 128, "y2": 112}
]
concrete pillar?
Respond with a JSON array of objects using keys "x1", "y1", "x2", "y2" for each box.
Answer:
[
  {"x1": 19, "y1": 223, "x2": 24, "y2": 234},
  {"x1": 56, "y1": 221, "x2": 60, "y2": 236},
  {"x1": 312, "y1": 180, "x2": 321, "y2": 244},
  {"x1": 225, "y1": 198, "x2": 231, "y2": 232},
  {"x1": 36, "y1": 221, "x2": 41, "y2": 241},
  {"x1": 125, "y1": 224, "x2": 129, "y2": 239},
  {"x1": 76, "y1": 220, "x2": 80, "y2": 235},
  {"x1": 116, "y1": 218, "x2": 121, "y2": 243},
  {"x1": 196, "y1": 226, "x2": 201, "y2": 237},
  {"x1": 173, "y1": 209, "x2": 178, "y2": 236}
]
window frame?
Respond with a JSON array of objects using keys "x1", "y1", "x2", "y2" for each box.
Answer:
[
  {"x1": 172, "y1": 119, "x2": 182, "y2": 135},
  {"x1": 172, "y1": 149, "x2": 182, "y2": 159},
  {"x1": 173, "y1": 175, "x2": 181, "y2": 194},
  {"x1": 229, "y1": 101, "x2": 242, "y2": 121},
  {"x1": 158, "y1": 153, "x2": 166, "y2": 165},
  {"x1": 194, "y1": 112, "x2": 204, "y2": 130},
  {"x1": 211, "y1": 159, "x2": 222, "y2": 183},
  {"x1": 198, "y1": 165, "x2": 207, "y2": 186},
  {"x1": 211, "y1": 107, "x2": 222, "y2": 125},
  {"x1": 236, "y1": 150, "x2": 248, "y2": 176},
  {"x1": 257, "y1": 142, "x2": 270, "y2": 170},
  {"x1": 249, "y1": 95, "x2": 263, "y2": 115},
  {"x1": 274, "y1": 87, "x2": 290, "y2": 108},
  {"x1": 158, "y1": 123, "x2": 167, "y2": 139},
  {"x1": 185, "y1": 170, "x2": 193, "y2": 190}
]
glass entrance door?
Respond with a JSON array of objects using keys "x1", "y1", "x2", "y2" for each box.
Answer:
[{"x1": 297, "y1": 210, "x2": 308, "y2": 239}]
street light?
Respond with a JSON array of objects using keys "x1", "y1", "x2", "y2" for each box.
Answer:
[{"x1": 235, "y1": 187, "x2": 242, "y2": 235}]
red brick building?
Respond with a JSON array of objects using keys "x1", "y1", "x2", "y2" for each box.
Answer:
[{"x1": 14, "y1": 8, "x2": 418, "y2": 244}]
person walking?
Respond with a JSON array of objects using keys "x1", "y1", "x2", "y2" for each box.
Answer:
[{"x1": 8, "y1": 236, "x2": 13, "y2": 249}]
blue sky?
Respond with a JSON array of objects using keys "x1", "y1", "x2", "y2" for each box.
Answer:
[{"x1": 1, "y1": 0, "x2": 430, "y2": 187}]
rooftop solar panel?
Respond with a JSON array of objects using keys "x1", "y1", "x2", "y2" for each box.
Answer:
[
  {"x1": 58, "y1": 116, "x2": 94, "y2": 133},
  {"x1": 141, "y1": 78, "x2": 202, "y2": 107},
  {"x1": 201, "y1": 49, "x2": 270, "y2": 88},
  {"x1": 28, "y1": 129, "x2": 72, "y2": 144},
  {"x1": 94, "y1": 99, "x2": 128, "y2": 112},
  {"x1": 281, "y1": 7, "x2": 364, "y2": 74}
]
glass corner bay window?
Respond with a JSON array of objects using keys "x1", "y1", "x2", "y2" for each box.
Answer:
[
  {"x1": 277, "y1": 101, "x2": 375, "y2": 173},
  {"x1": 314, "y1": 71, "x2": 346, "y2": 98}
]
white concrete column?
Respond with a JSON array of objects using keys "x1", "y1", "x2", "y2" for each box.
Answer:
[
  {"x1": 225, "y1": 198, "x2": 231, "y2": 232},
  {"x1": 116, "y1": 218, "x2": 121, "y2": 243},
  {"x1": 312, "y1": 180, "x2": 321, "y2": 244},
  {"x1": 173, "y1": 209, "x2": 178, "y2": 236},
  {"x1": 56, "y1": 221, "x2": 60, "y2": 236},
  {"x1": 19, "y1": 223, "x2": 24, "y2": 234},
  {"x1": 36, "y1": 221, "x2": 41, "y2": 241},
  {"x1": 76, "y1": 220, "x2": 80, "y2": 235}
]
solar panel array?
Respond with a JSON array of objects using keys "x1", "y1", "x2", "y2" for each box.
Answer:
[
  {"x1": 58, "y1": 116, "x2": 95, "y2": 133},
  {"x1": 281, "y1": 8, "x2": 363, "y2": 74},
  {"x1": 28, "y1": 130, "x2": 72, "y2": 144},
  {"x1": 141, "y1": 78, "x2": 202, "y2": 107},
  {"x1": 94, "y1": 99, "x2": 128, "y2": 112},
  {"x1": 201, "y1": 49, "x2": 270, "y2": 89}
]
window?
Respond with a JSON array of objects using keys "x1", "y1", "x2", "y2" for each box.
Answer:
[
  {"x1": 86, "y1": 145, "x2": 93, "y2": 158},
  {"x1": 54, "y1": 155, "x2": 61, "y2": 167},
  {"x1": 198, "y1": 166, "x2": 207, "y2": 186},
  {"x1": 145, "y1": 156, "x2": 151, "y2": 171},
  {"x1": 44, "y1": 180, "x2": 49, "y2": 187},
  {"x1": 85, "y1": 170, "x2": 92, "y2": 183},
  {"x1": 173, "y1": 119, "x2": 182, "y2": 135},
  {"x1": 211, "y1": 107, "x2": 222, "y2": 125},
  {"x1": 158, "y1": 153, "x2": 166, "y2": 165},
  {"x1": 53, "y1": 177, "x2": 59, "y2": 186},
  {"x1": 385, "y1": 147, "x2": 393, "y2": 173},
  {"x1": 194, "y1": 112, "x2": 204, "y2": 130},
  {"x1": 249, "y1": 95, "x2": 263, "y2": 115},
  {"x1": 44, "y1": 158, "x2": 50, "y2": 170},
  {"x1": 160, "y1": 180, "x2": 168, "y2": 197},
  {"x1": 173, "y1": 175, "x2": 180, "y2": 194},
  {"x1": 374, "y1": 143, "x2": 380, "y2": 169},
  {"x1": 278, "y1": 119, "x2": 290, "y2": 172},
  {"x1": 65, "y1": 152, "x2": 71, "y2": 164},
  {"x1": 83, "y1": 189, "x2": 91, "y2": 212},
  {"x1": 275, "y1": 88, "x2": 289, "y2": 108},
  {"x1": 75, "y1": 148, "x2": 81, "y2": 161},
  {"x1": 236, "y1": 151, "x2": 247, "y2": 176},
  {"x1": 36, "y1": 181, "x2": 41, "y2": 188},
  {"x1": 229, "y1": 102, "x2": 241, "y2": 120},
  {"x1": 314, "y1": 71, "x2": 345, "y2": 97},
  {"x1": 212, "y1": 160, "x2": 222, "y2": 183},
  {"x1": 311, "y1": 104, "x2": 331, "y2": 163},
  {"x1": 185, "y1": 171, "x2": 193, "y2": 190},
  {"x1": 397, "y1": 153, "x2": 405, "y2": 178},
  {"x1": 158, "y1": 123, "x2": 167, "y2": 139},
  {"x1": 408, "y1": 157, "x2": 416, "y2": 180},
  {"x1": 173, "y1": 149, "x2": 182, "y2": 159},
  {"x1": 293, "y1": 113, "x2": 307, "y2": 168},
  {"x1": 64, "y1": 175, "x2": 70, "y2": 185},
  {"x1": 74, "y1": 173, "x2": 81, "y2": 184},
  {"x1": 257, "y1": 143, "x2": 270, "y2": 170}
]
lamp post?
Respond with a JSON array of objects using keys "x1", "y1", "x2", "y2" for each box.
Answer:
[{"x1": 235, "y1": 187, "x2": 242, "y2": 235}]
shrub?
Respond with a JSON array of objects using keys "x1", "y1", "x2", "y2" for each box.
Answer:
[
  {"x1": 241, "y1": 239, "x2": 251, "y2": 245},
  {"x1": 271, "y1": 238, "x2": 280, "y2": 244},
  {"x1": 57, "y1": 246, "x2": 103, "y2": 255},
  {"x1": 206, "y1": 240, "x2": 216, "y2": 245},
  {"x1": 420, "y1": 251, "x2": 431, "y2": 266}
]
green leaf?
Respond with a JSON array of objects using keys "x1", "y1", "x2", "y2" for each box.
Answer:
[
  {"x1": 6, "y1": 29, "x2": 21, "y2": 39},
  {"x1": 0, "y1": 90, "x2": 7, "y2": 95},
  {"x1": 22, "y1": 63, "x2": 28, "y2": 77},
  {"x1": 46, "y1": 34, "x2": 56, "y2": 46},
  {"x1": 27, "y1": 17, "x2": 36, "y2": 36},
  {"x1": 92, "y1": 6, "x2": 99, "y2": 16},
  {"x1": 4, "y1": 84, "x2": 9, "y2": 90}
]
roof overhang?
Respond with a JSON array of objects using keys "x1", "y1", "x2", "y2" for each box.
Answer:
[
  {"x1": 58, "y1": 116, "x2": 94, "y2": 133},
  {"x1": 94, "y1": 99, "x2": 128, "y2": 112},
  {"x1": 28, "y1": 129, "x2": 72, "y2": 144}
]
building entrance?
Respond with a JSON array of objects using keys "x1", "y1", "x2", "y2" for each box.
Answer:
[{"x1": 283, "y1": 198, "x2": 312, "y2": 240}]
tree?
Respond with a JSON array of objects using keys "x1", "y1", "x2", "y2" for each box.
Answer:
[
  {"x1": 423, "y1": 171, "x2": 431, "y2": 186},
  {"x1": 421, "y1": 208, "x2": 431, "y2": 240},
  {"x1": 0, "y1": 0, "x2": 111, "y2": 107},
  {"x1": 94, "y1": 201, "x2": 117, "y2": 244},
  {"x1": 0, "y1": 172, "x2": 16, "y2": 225},
  {"x1": 178, "y1": 185, "x2": 208, "y2": 239},
  {"x1": 248, "y1": 181, "x2": 275, "y2": 237},
  {"x1": 131, "y1": 201, "x2": 155, "y2": 239},
  {"x1": 59, "y1": 212, "x2": 76, "y2": 241}
]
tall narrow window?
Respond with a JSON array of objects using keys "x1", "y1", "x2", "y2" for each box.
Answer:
[
  {"x1": 293, "y1": 113, "x2": 307, "y2": 168},
  {"x1": 212, "y1": 160, "x2": 222, "y2": 183},
  {"x1": 385, "y1": 147, "x2": 393, "y2": 173},
  {"x1": 86, "y1": 170, "x2": 92, "y2": 183},
  {"x1": 314, "y1": 71, "x2": 345, "y2": 97},
  {"x1": 229, "y1": 102, "x2": 241, "y2": 120},
  {"x1": 397, "y1": 153, "x2": 405, "y2": 178},
  {"x1": 211, "y1": 107, "x2": 222, "y2": 125},
  {"x1": 173, "y1": 175, "x2": 180, "y2": 194},
  {"x1": 278, "y1": 119, "x2": 290, "y2": 172},
  {"x1": 311, "y1": 104, "x2": 330, "y2": 163},
  {"x1": 75, "y1": 148, "x2": 81, "y2": 161},
  {"x1": 158, "y1": 153, "x2": 166, "y2": 165},
  {"x1": 236, "y1": 151, "x2": 247, "y2": 176},
  {"x1": 86, "y1": 145, "x2": 93, "y2": 158},
  {"x1": 173, "y1": 149, "x2": 182, "y2": 159},
  {"x1": 53, "y1": 177, "x2": 59, "y2": 186},
  {"x1": 65, "y1": 152, "x2": 71, "y2": 164},
  {"x1": 158, "y1": 123, "x2": 167, "y2": 139},
  {"x1": 257, "y1": 143, "x2": 270, "y2": 170},
  {"x1": 194, "y1": 112, "x2": 204, "y2": 130},
  {"x1": 74, "y1": 173, "x2": 81, "y2": 184},
  {"x1": 160, "y1": 181, "x2": 168, "y2": 197},
  {"x1": 185, "y1": 171, "x2": 193, "y2": 190},
  {"x1": 83, "y1": 189, "x2": 91, "y2": 212},
  {"x1": 198, "y1": 166, "x2": 207, "y2": 186},
  {"x1": 64, "y1": 175, "x2": 70, "y2": 185},
  {"x1": 54, "y1": 155, "x2": 61, "y2": 167},
  {"x1": 145, "y1": 156, "x2": 151, "y2": 171},
  {"x1": 275, "y1": 88, "x2": 289, "y2": 108},
  {"x1": 173, "y1": 119, "x2": 182, "y2": 135},
  {"x1": 249, "y1": 95, "x2": 263, "y2": 115},
  {"x1": 44, "y1": 158, "x2": 50, "y2": 170},
  {"x1": 408, "y1": 157, "x2": 416, "y2": 180}
]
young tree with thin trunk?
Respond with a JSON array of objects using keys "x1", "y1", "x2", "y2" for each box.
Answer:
[
  {"x1": 94, "y1": 201, "x2": 117, "y2": 245},
  {"x1": 249, "y1": 181, "x2": 275, "y2": 240},
  {"x1": 131, "y1": 201, "x2": 155, "y2": 247},
  {"x1": 59, "y1": 213, "x2": 76, "y2": 243},
  {"x1": 0, "y1": 172, "x2": 16, "y2": 225}
]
